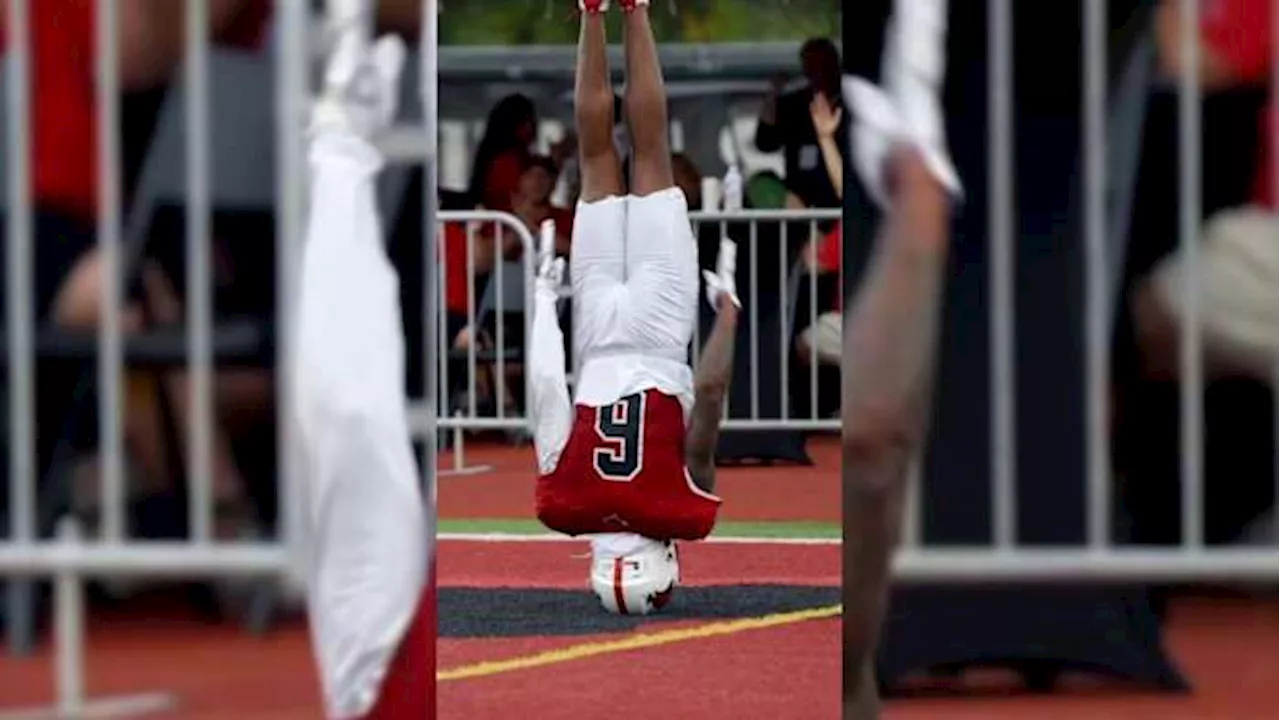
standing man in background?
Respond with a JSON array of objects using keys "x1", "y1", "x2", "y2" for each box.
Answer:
[{"x1": 755, "y1": 37, "x2": 848, "y2": 210}]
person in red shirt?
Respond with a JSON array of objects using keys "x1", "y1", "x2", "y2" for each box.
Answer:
[
  {"x1": 466, "y1": 93, "x2": 538, "y2": 212},
  {"x1": 1135, "y1": 0, "x2": 1278, "y2": 387},
  {"x1": 0, "y1": 0, "x2": 271, "y2": 536},
  {"x1": 442, "y1": 155, "x2": 575, "y2": 416},
  {"x1": 797, "y1": 220, "x2": 843, "y2": 367}
]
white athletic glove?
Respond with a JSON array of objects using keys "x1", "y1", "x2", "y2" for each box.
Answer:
[
  {"x1": 536, "y1": 220, "x2": 566, "y2": 297},
  {"x1": 843, "y1": 0, "x2": 961, "y2": 211},
  {"x1": 312, "y1": 33, "x2": 406, "y2": 141},
  {"x1": 703, "y1": 237, "x2": 741, "y2": 311}
]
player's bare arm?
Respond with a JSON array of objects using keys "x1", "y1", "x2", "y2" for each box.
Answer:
[
  {"x1": 685, "y1": 292, "x2": 739, "y2": 493},
  {"x1": 841, "y1": 150, "x2": 952, "y2": 718},
  {"x1": 840, "y1": 1, "x2": 962, "y2": 715},
  {"x1": 685, "y1": 237, "x2": 740, "y2": 492}
]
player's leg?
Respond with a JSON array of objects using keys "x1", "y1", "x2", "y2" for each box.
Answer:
[
  {"x1": 617, "y1": 0, "x2": 698, "y2": 355},
  {"x1": 619, "y1": 0, "x2": 673, "y2": 196},
  {"x1": 576, "y1": 2, "x2": 625, "y2": 203},
  {"x1": 571, "y1": 1, "x2": 630, "y2": 360}
]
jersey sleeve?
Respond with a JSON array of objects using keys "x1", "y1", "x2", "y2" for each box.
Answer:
[{"x1": 529, "y1": 281, "x2": 573, "y2": 475}]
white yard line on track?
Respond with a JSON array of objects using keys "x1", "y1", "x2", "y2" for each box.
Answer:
[{"x1": 437, "y1": 532, "x2": 840, "y2": 546}]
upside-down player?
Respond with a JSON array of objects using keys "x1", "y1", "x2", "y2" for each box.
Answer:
[
  {"x1": 292, "y1": 10, "x2": 433, "y2": 719},
  {"x1": 529, "y1": 0, "x2": 741, "y2": 615},
  {"x1": 839, "y1": 0, "x2": 962, "y2": 717}
]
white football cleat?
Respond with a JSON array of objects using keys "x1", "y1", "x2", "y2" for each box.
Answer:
[{"x1": 590, "y1": 538, "x2": 679, "y2": 615}]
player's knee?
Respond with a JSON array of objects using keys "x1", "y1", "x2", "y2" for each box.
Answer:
[{"x1": 575, "y1": 88, "x2": 615, "y2": 133}]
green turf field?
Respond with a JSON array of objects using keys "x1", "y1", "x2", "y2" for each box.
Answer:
[{"x1": 437, "y1": 518, "x2": 841, "y2": 540}]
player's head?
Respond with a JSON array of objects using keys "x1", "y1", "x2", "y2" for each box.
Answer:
[
  {"x1": 590, "y1": 539, "x2": 680, "y2": 616},
  {"x1": 518, "y1": 155, "x2": 559, "y2": 205},
  {"x1": 800, "y1": 37, "x2": 841, "y2": 93}
]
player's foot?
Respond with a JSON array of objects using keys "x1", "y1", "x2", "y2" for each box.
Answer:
[
  {"x1": 617, "y1": 0, "x2": 650, "y2": 12},
  {"x1": 579, "y1": 0, "x2": 610, "y2": 14}
]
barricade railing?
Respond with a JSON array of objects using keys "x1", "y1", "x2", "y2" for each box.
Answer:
[
  {"x1": 422, "y1": 207, "x2": 845, "y2": 466},
  {"x1": 0, "y1": 0, "x2": 314, "y2": 715},
  {"x1": 884, "y1": 0, "x2": 1277, "y2": 581}
]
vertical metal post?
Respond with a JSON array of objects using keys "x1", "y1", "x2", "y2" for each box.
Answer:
[
  {"x1": 97, "y1": 0, "x2": 126, "y2": 543},
  {"x1": 186, "y1": 0, "x2": 214, "y2": 544},
  {"x1": 778, "y1": 221, "x2": 790, "y2": 420},
  {"x1": 53, "y1": 518, "x2": 86, "y2": 715},
  {"x1": 988, "y1": 0, "x2": 1017, "y2": 549},
  {"x1": 277, "y1": 0, "x2": 308, "y2": 573},
  {"x1": 5, "y1": 0, "x2": 36, "y2": 658},
  {"x1": 422, "y1": 0, "x2": 440, "y2": 543},
  {"x1": 806, "y1": 219, "x2": 817, "y2": 420},
  {"x1": 1177, "y1": 0, "x2": 1203, "y2": 550},
  {"x1": 1083, "y1": 0, "x2": 1110, "y2": 549},
  {"x1": 1264, "y1": 0, "x2": 1274, "y2": 538},
  {"x1": 748, "y1": 219, "x2": 759, "y2": 419}
]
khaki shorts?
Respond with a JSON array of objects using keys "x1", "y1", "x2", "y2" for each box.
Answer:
[
  {"x1": 1151, "y1": 206, "x2": 1278, "y2": 383},
  {"x1": 798, "y1": 311, "x2": 842, "y2": 365}
]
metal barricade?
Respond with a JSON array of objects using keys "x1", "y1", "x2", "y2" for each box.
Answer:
[
  {"x1": 885, "y1": 0, "x2": 1277, "y2": 582},
  {"x1": 420, "y1": 210, "x2": 536, "y2": 476},
  {"x1": 423, "y1": 207, "x2": 844, "y2": 476},
  {"x1": 690, "y1": 208, "x2": 843, "y2": 432},
  {"x1": 0, "y1": 0, "x2": 376, "y2": 715}
]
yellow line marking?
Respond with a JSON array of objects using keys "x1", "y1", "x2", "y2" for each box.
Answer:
[{"x1": 438, "y1": 603, "x2": 842, "y2": 682}]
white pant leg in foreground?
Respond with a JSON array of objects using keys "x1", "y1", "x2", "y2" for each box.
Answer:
[{"x1": 291, "y1": 130, "x2": 428, "y2": 720}]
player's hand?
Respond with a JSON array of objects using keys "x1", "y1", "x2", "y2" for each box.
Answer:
[
  {"x1": 703, "y1": 237, "x2": 741, "y2": 311},
  {"x1": 810, "y1": 92, "x2": 843, "y2": 139},
  {"x1": 312, "y1": 34, "x2": 406, "y2": 141},
  {"x1": 536, "y1": 219, "x2": 566, "y2": 295}
]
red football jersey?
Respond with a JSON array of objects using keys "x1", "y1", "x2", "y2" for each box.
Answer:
[{"x1": 536, "y1": 389, "x2": 722, "y2": 541}]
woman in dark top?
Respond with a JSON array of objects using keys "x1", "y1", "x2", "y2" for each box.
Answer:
[{"x1": 467, "y1": 93, "x2": 538, "y2": 212}]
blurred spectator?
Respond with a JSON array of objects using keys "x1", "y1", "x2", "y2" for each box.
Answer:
[
  {"x1": 511, "y1": 155, "x2": 574, "y2": 255},
  {"x1": 0, "y1": 0, "x2": 272, "y2": 538},
  {"x1": 795, "y1": 92, "x2": 844, "y2": 369},
  {"x1": 672, "y1": 152, "x2": 703, "y2": 209},
  {"x1": 754, "y1": 37, "x2": 848, "y2": 210},
  {"x1": 467, "y1": 93, "x2": 538, "y2": 212},
  {"x1": 1132, "y1": 0, "x2": 1277, "y2": 387},
  {"x1": 796, "y1": 221, "x2": 842, "y2": 368}
]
